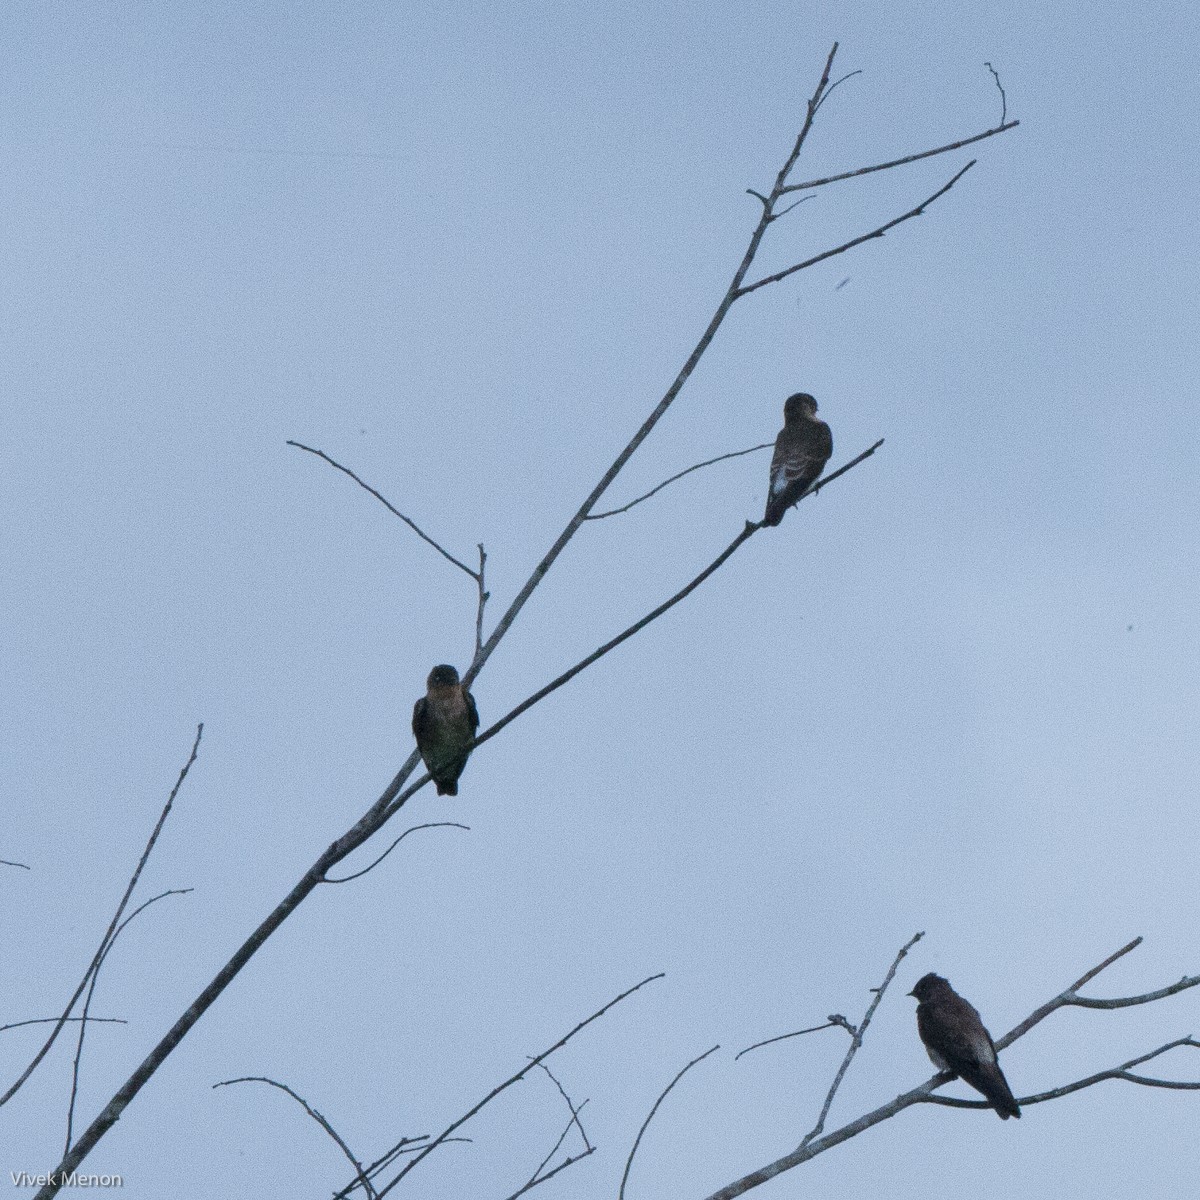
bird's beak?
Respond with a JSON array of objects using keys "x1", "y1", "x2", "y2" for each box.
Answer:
[{"x1": 907, "y1": 988, "x2": 917, "y2": 997}]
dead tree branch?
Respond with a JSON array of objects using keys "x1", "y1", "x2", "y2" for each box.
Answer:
[
  {"x1": 333, "y1": 973, "x2": 663, "y2": 1200},
  {"x1": 322, "y1": 822, "x2": 470, "y2": 885},
  {"x1": 586, "y1": 444, "x2": 773, "y2": 520},
  {"x1": 34, "y1": 41, "x2": 1015, "y2": 1193},
  {"x1": 287, "y1": 440, "x2": 480, "y2": 580},
  {"x1": 702, "y1": 938, "x2": 1200, "y2": 1200},
  {"x1": 2, "y1": 724, "x2": 202, "y2": 1111},
  {"x1": 1, "y1": 858, "x2": 31, "y2": 870},
  {"x1": 213, "y1": 1076, "x2": 380, "y2": 1200},
  {"x1": 620, "y1": 1045, "x2": 720, "y2": 1200}
]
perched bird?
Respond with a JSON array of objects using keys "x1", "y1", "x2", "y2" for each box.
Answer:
[
  {"x1": 412, "y1": 664, "x2": 479, "y2": 796},
  {"x1": 762, "y1": 392, "x2": 833, "y2": 527},
  {"x1": 910, "y1": 973, "x2": 1021, "y2": 1120}
]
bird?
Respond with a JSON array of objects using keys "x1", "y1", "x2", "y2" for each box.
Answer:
[
  {"x1": 412, "y1": 664, "x2": 479, "y2": 796},
  {"x1": 761, "y1": 393, "x2": 833, "y2": 527},
  {"x1": 909, "y1": 973, "x2": 1021, "y2": 1119}
]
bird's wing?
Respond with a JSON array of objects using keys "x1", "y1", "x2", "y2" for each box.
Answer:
[
  {"x1": 918, "y1": 996, "x2": 997, "y2": 1074},
  {"x1": 412, "y1": 697, "x2": 429, "y2": 742},
  {"x1": 465, "y1": 689, "x2": 480, "y2": 733},
  {"x1": 769, "y1": 427, "x2": 829, "y2": 496}
]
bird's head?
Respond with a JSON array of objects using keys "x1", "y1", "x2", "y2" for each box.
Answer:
[
  {"x1": 909, "y1": 973, "x2": 949, "y2": 1002},
  {"x1": 426, "y1": 664, "x2": 461, "y2": 689},
  {"x1": 783, "y1": 393, "x2": 819, "y2": 422}
]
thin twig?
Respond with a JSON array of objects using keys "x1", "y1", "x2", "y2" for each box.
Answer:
[
  {"x1": 474, "y1": 544, "x2": 489, "y2": 658},
  {"x1": 322, "y1": 823, "x2": 470, "y2": 885},
  {"x1": 288, "y1": 441, "x2": 480, "y2": 580},
  {"x1": 0, "y1": 1017, "x2": 125, "y2": 1035},
  {"x1": 507, "y1": 1106, "x2": 594, "y2": 1199},
  {"x1": 533, "y1": 1061, "x2": 593, "y2": 1151},
  {"x1": 360, "y1": 974, "x2": 665, "y2": 1200},
  {"x1": 736, "y1": 1020, "x2": 848, "y2": 1061},
  {"x1": 587, "y1": 443, "x2": 772, "y2": 520},
  {"x1": 984, "y1": 62, "x2": 1008, "y2": 125},
  {"x1": 780, "y1": 119, "x2": 1018, "y2": 194},
  {"x1": 619, "y1": 1045, "x2": 720, "y2": 1200},
  {"x1": 2, "y1": 724, "x2": 202, "y2": 1111},
  {"x1": 0, "y1": 859, "x2": 31, "y2": 870},
  {"x1": 65, "y1": 888, "x2": 193, "y2": 1153},
  {"x1": 213, "y1": 1076, "x2": 377, "y2": 1200},
  {"x1": 739, "y1": 162, "x2": 976, "y2": 296},
  {"x1": 800, "y1": 932, "x2": 923, "y2": 1148}
]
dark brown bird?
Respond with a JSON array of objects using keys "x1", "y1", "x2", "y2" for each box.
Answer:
[
  {"x1": 412, "y1": 664, "x2": 479, "y2": 796},
  {"x1": 910, "y1": 973, "x2": 1021, "y2": 1119},
  {"x1": 762, "y1": 393, "x2": 833, "y2": 527}
]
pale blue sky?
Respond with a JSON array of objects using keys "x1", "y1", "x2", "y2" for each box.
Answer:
[{"x1": 2, "y1": 3, "x2": 1198, "y2": 1198}]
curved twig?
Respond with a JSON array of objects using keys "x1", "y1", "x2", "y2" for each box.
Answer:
[
  {"x1": 586, "y1": 444, "x2": 772, "y2": 520},
  {"x1": 736, "y1": 1019, "x2": 848, "y2": 1061},
  {"x1": 0, "y1": 859, "x2": 31, "y2": 870},
  {"x1": 619, "y1": 1045, "x2": 720, "y2": 1200},
  {"x1": 984, "y1": 62, "x2": 1008, "y2": 125},
  {"x1": 65, "y1": 888, "x2": 193, "y2": 1152},
  {"x1": 0, "y1": 1017, "x2": 125, "y2": 1035},
  {"x1": 323, "y1": 823, "x2": 470, "y2": 885},
  {"x1": 213, "y1": 1076, "x2": 377, "y2": 1200}
]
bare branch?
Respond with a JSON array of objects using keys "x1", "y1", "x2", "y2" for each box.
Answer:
[
  {"x1": 0, "y1": 858, "x2": 30, "y2": 870},
  {"x1": 322, "y1": 823, "x2": 470, "y2": 885},
  {"x1": 362, "y1": 973, "x2": 665, "y2": 1200},
  {"x1": 288, "y1": 440, "x2": 480, "y2": 580},
  {"x1": 736, "y1": 1019, "x2": 849, "y2": 1061},
  {"x1": 801, "y1": 932, "x2": 923, "y2": 1148},
  {"x1": 586, "y1": 444, "x2": 772, "y2": 520},
  {"x1": 984, "y1": 61, "x2": 1008, "y2": 124},
  {"x1": 811, "y1": 68, "x2": 863, "y2": 115},
  {"x1": 2, "y1": 724, "x2": 202, "y2": 1111},
  {"x1": 506, "y1": 1101, "x2": 594, "y2": 1200},
  {"x1": 0, "y1": 1017, "x2": 125, "y2": 1035},
  {"x1": 533, "y1": 1061, "x2": 593, "y2": 1151},
  {"x1": 66, "y1": 888, "x2": 193, "y2": 1152},
  {"x1": 923, "y1": 1037, "x2": 1200, "y2": 1110},
  {"x1": 474, "y1": 544, "x2": 490, "y2": 658},
  {"x1": 619, "y1": 1045, "x2": 720, "y2": 1200},
  {"x1": 780, "y1": 120, "x2": 1017, "y2": 195},
  {"x1": 213, "y1": 1076, "x2": 377, "y2": 1200},
  {"x1": 739, "y1": 162, "x2": 976, "y2": 296}
]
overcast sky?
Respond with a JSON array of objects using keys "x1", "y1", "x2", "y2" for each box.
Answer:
[{"x1": 3, "y1": 2, "x2": 1198, "y2": 1198}]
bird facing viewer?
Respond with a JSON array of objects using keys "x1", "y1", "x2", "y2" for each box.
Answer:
[{"x1": 412, "y1": 664, "x2": 479, "y2": 796}]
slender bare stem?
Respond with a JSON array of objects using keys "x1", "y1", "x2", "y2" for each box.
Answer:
[
  {"x1": 0, "y1": 1017, "x2": 125, "y2": 1035},
  {"x1": 586, "y1": 444, "x2": 772, "y2": 520},
  {"x1": 65, "y1": 889, "x2": 193, "y2": 1152},
  {"x1": 800, "y1": 932, "x2": 924, "y2": 1148},
  {"x1": 1, "y1": 859, "x2": 31, "y2": 870},
  {"x1": 620, "y1": 1045, "x2": 720, "y2": 1200},
  {"x1": 474, "y1": 544, "x2": 489, "y2": 658},
  {"x1": 213, "y1": 1076, "x2": 377, "y2": 1200},
  {"x1": 735, "y1": 1020, "x2": 847, "y2": 1061},
  {"x1": 288, "y1": 440, "x2": 480, "y2": 580},
  {"x1": 322, "y1": 823, "x2": 470, "y2": 885}
]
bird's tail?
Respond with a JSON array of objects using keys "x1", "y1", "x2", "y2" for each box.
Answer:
[{"x1": 436, "y1": 780, "x2": 458, "y2": 796}]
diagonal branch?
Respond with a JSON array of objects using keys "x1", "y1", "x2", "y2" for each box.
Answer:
[
  {"x1": 780, "y1": 121, "x2": 1016, "y2": 195},
  {"x1": 738, "y1": 162, "x2": 976, "y2": 296},
  {"x1": 288, "y1": 440, "x2": 480, "y2": 580},
  {"x1": 800, "y1": 932, "x2": 924, "y2": 1148}
]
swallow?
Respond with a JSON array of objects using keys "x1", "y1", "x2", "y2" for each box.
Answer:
[
  {"x1": 762, "y1": 393, "x2": 833, "y2": 527},
  {"x1": 412, "y1": 664, "x2": 479, "y2": 796},
  {"x1": 910, "y1": 973, "x2": 1021, "y2": 1119}
]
